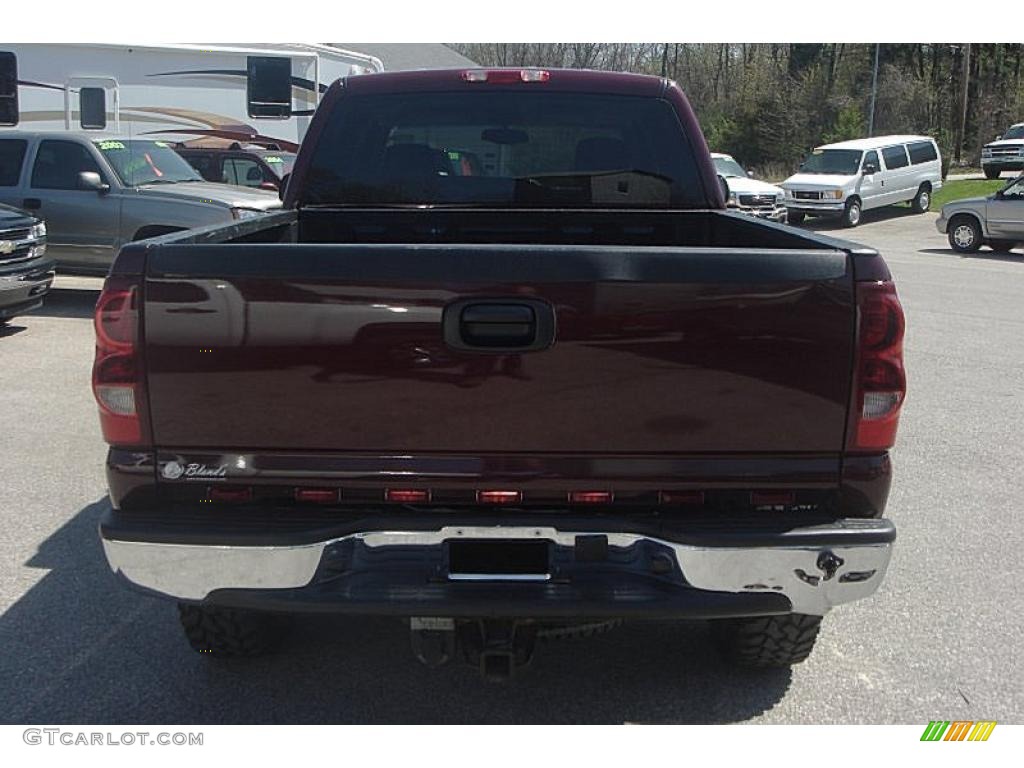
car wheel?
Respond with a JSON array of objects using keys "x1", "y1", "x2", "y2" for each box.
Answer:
[
  {"x1": 983, "y1": 167, "x2": 1001, "y2": 180},
  {"x1": 712, "y1": 613, "x2": 823, "y2": 668},
  {"x1": 910, "y1": 185, "x2": 931, "y2": 213},
  {"x1": 842, "y1": 199, "x2": 862, "y2": 228},
  {"x1": 948, "y1": 215, "x2": 982, "y2": 253},
  {"x1": 787, "y1": 211, "x2": 805, "y2": 226}
]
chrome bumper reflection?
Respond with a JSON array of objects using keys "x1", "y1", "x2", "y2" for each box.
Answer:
[{"x1": 102, "y1": 521, "x2": 894, "y2": 616}]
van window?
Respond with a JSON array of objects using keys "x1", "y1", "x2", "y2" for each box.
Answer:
[
  {"x1": 0, "y1": 52, "x2": 17, "y2": 126},
  {"x1": 31, "y1": 140, "x2": 103, "y2": 190},
  {"x1": 247, "y1": 56, "x2": 291, "y2": 119},
  {"x1": 882, "y1": 145, "x2": 909, "y2": 170},
  {"x1": 80, "y1": 87, "x2": 107, "y2": 130},
  {"x1": 907, "y1": 141, "x2": 938, "y2": 165},
  {"x1": 799, "y1": 149, "x2": 862, "y2": 175},
  {"x1": 0, "y1": 138, "x2": 26, "y2": 186},
  {"x1": 863, "y1": 151, "x2": 879, "y2": 171}
]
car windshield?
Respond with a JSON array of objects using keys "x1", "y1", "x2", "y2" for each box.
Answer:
[
  {"x1": 713, "y1": 156, "x2": 747, "y2": 178},
  {"x1": 96, "y1": 139, "x2": 205, "y2": 186},
  {"x1": 260, "y1": 153, "x2": 296, "y2": 179},
  {"x1": 799, "y1": 149, "x2": 863, "y2": 175},
  {"x1": 1002, "y1": 126, "x2": 1024, "y2": 140},
  {"x1": 1001, "y1": 176, "x2": 1024, "y2": 198},
  {"x1": 301, "y1": 91, "x2": 705, "y2": 208}
]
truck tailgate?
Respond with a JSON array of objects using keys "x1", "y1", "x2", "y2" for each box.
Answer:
[{"x1": 143, "y1": 244, "x2": 854, "y2": 454}]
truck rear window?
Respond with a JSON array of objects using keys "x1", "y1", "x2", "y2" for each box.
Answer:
[{"x1": 301, "y1": 92, "x2": 706, "y2": 208}]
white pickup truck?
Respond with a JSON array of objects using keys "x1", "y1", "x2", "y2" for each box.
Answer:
[{"x1": 981, "y1": 123, "x2": 1024, "y2": 180}]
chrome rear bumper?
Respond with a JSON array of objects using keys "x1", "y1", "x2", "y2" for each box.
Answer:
[{"x1": 101, "y1": 519, "x2": 894, "y2": 617}]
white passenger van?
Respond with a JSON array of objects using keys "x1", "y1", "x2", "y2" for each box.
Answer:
[{"x1": 781, "y1": 135, "x2": 942, "y2": 227}]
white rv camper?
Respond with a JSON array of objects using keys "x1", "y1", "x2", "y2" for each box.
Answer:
[{"x1": 0, "y1": 44, "x2": 383, "y2": 151}]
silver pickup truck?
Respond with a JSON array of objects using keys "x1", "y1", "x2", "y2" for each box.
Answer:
[{"x1": 0, "y1": 132, "x2": 281, "y2": 273}]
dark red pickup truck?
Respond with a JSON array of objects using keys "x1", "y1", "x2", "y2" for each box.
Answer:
[{"x1": 94, "y1": 68, "x2": 904, "y2": 680}]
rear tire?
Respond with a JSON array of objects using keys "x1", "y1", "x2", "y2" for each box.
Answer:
[
  {"x1": 910, "y1": 184, "x2": 931, "y2": 213},
  {"x1": 178, "y1": 604, "x2": 289, "y2": 657},
  {"x1": 948, "y1": 215, "x2": 982, "y2": 253},
  {"x1": 786, "y1": 210, "x2": 805, "y2": 226},
  {"x1": 983, "y1": 167, "x2": 1001, "y2": 180},
  {"x1": 842, "y1": 199, "x2": 862, "y2": 228},
  {"x1": 713, "y1": 613, "x2": 823, "y2": 668}
]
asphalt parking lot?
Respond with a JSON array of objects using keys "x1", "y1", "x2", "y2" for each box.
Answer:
[{"x1": 1, "y1": 207, "x2": 1022, "y2": 724}]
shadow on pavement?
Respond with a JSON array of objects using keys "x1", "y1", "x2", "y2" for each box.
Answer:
[
  {"x1": 918, "y1": 247, "x2": 1024, "y2": 262},
  {"x1": 0, "y1": 322, "x2": 27, "y2": 338},
  {"x1": 799, "y1": 204, "x2": 925, "y2": 232},
  {"x1": 28, "y1": 288, "x2": 100, "y2": 320},
  {"x1": 0, "y1": 498, "x2": 794, "y2": 724}
]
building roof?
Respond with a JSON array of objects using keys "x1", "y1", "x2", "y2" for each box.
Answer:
[
  {"x1": 818, "y1": 135, "x2": 935, "y2": 151},
  {"x1": 331, "y1": 43, "x2": 476, "y2": 72}
]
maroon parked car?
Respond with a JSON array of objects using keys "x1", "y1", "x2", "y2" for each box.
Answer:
[
  {"x1": 174, "y1": 142, "x2": 296, "y2": 192},
  {"x1": 94, "y1": 68, "x2": 904, "y2": 680}
]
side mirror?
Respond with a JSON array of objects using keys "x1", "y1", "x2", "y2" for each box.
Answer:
[
  {"x1": 995, "y1": 134, "x2": 1003, "y2": 141},
  {"x1": 717, "y1": 174, "x2": 730, "y2": 205},
  {"x1": 746, "y1": 169, "x2": 755, "y2": 178},
  {"x1": 259, "y1": 181, "x2": 279, "y2": 192},
  {"x1": 863, "y1": 164, "x2": 878, "y2": 175},
  {"x1": 278, "y1": 173, "x2": 290, "y2": 202},
  {"x1": 78, "y1": 171, "x2": 110, "y2": 193}
]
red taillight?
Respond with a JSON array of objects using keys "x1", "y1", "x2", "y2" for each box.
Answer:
[
  {"x1": 208, "y1": 485, "x2": 253, "y2": 503},
  {"x1": 385, "y1": 489, "x2": 431, "y2": 503},
  {"x1": 295, "y1": 488, "x2": 339, "y2": 504},
  {"x1": 568, "y1": 491, "x2": 614, "y2": 504},
  {"x1": 461, "y1": 69, "x2": 550, "y2": 84},
  {"x1": 477, "y1": 490, "x2": 522, "y2": 504},
  {"x1": 850, "y1": 280, "x2": 906, "y2": 451},
  {"x1": 92, "y1": 277, "x2": 148, "y2": 446}
]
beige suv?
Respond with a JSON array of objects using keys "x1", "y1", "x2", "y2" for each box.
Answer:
[{"x1": 937, "y1": 175, "x2": 1024, "y2": 253}]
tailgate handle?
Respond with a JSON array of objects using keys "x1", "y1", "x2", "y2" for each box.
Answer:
[
  {"x1": 443, "y1": 299, "x2": 555, "y2": 353},
  {"x1": 462, "y1": 304, "x2": 535, "y2": 347}
]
